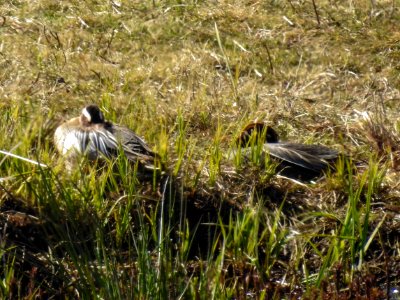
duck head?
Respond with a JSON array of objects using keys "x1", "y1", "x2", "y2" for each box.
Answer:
[
  {"x1": 237, "y1": 122, "x2": 279, "y2": 147},
  {"x1": 80, "y1": 104, "x2": 105, "y2": 126}
]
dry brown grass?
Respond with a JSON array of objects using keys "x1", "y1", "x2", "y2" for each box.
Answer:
[{"x1": 0, "y1": 0, "x2": 399, "y2": 298}]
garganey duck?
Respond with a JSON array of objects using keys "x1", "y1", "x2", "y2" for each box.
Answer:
[
  {"x1": 54, "y1": 105, "x2": 159, "y2": 171},
  {"x1": 236, "y1": 122, "x2": 339, "y2": 181}
]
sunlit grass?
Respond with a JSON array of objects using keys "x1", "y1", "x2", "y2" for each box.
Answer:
[{"x1": 0, "y1": 0, "x2": 399, "y2": 298}]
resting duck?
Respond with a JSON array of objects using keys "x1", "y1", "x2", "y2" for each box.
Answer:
[
  {"x1": 54, "y1": 104, "x2": 159, "y2": 171},
  {"x1": 236, "y1": 122, "x2": 339, "y2": 181}
]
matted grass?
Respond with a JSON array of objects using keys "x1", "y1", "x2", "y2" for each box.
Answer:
[{"x1": 0, "y1": 1, "x2": 399, "y2": 298}]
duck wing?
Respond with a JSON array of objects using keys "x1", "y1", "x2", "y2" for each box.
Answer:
[
  {"x1": 109, "y1": 124, "x2": 156, "y2": 162},
  {"x1": 84, "y1": 128, "x2": 119, "y2": 159},
  {"x1": 265, "y1": 143, "x2": 337, "y2": 172},
  {"x1": 280, "y1": 143, "x2": 339, "y2": 160}
]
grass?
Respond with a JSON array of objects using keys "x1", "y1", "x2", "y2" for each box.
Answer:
[{"x1": 1, "y1": 0, "x2": 400, "y2": 298}]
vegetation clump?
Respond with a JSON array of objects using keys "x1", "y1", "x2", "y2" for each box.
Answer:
[{"x1": 0, "y1": 1, "x2": 399, "y2": 298}]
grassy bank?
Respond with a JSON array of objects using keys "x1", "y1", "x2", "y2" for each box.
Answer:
[{"x1": 0, "y1": 1, "x2": 399, "y2": 298}]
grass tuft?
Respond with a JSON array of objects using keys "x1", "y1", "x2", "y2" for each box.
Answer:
[{"x1": 1, "y1": 0, "x2": 399, "y2": 298}]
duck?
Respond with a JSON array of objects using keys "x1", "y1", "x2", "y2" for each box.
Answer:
[
  {"x1": 54, "y1": 104, "x2": 159, "y2": 171},
  {"x1": 236, "y1": 122, "x2": 339, "y2": 181}
]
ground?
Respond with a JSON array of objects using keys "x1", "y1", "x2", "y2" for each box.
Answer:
[{"x1": 0, "y1": 1, "x2": 399, "y2": 299}]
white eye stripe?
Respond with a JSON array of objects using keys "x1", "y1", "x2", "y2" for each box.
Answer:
[{"x1": 82, "y1": 108, "x2": 92, "y2": 122}]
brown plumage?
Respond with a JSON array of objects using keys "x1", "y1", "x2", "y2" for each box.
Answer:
[
  {"x1": 54, "y1": 105, "x2": 159, "y2": 170},
  {"x1": 236, "y1": 122, "x2": 339, "y2": 181},
  {"x1": 237, "y1": 122, "x2": 279, "y2": 144}
]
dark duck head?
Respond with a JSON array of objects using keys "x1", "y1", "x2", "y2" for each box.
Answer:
[
  {"x1": 80, "y1": 104, "x2": 106, "y2": 126},
  {"x1": 236, "y1": 122, "x2": 279, "y2": 146}
]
